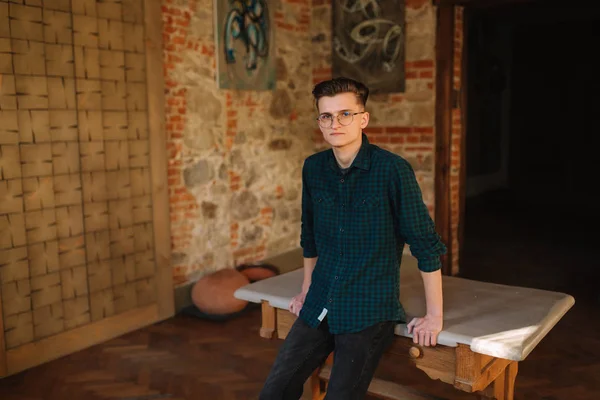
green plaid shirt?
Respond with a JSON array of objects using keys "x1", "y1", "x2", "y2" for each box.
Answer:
[{"x1": 299, "y1": 133, "x2": 447, "y2": 334}]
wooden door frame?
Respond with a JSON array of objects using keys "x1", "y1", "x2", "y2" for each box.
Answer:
[
  {"x1": 434, "y1": 2, "x2": 456, "y2": 276},
  {"x1": 147, "y1": 0, "x2": 175, "y2": 323},
  {"x1": 0, "y1": 0, "x2": 174, "y2": 377},
  {"x1": 434, "y1": 0, "x2": 469, "y2": 276},
  {"x1": 457, "y1": 9, "x2": 469, "y2": 278}
]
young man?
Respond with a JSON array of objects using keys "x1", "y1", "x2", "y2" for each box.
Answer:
[{"x1": 259, "y1": 77, "x2": 447, "y2": 400}]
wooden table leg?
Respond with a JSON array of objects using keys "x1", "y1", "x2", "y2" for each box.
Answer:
[
  {"x1": 455, "y1": 344, "x2": 519, "y2": 400},
  {"x1": 311, "y1": 368, "x2": 325, "y2": 400},
  {"x1": 311, "y1": 353, "x2": 333, "y2": 399},
  {"x1": 260, "y1": 301, "x2": 277, "y2": 339},
  {"x1": 477, "y1": 361, "x2": 518, "y2": 400}
]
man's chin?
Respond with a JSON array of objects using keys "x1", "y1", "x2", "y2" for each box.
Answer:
[{"x1": 325, "y1": 136, "x2": 350, "y2": 148}]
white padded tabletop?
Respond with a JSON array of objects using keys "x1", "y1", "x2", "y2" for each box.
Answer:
[{"x1": 234, "y1": 255, "x2": 574, "y2": 361}]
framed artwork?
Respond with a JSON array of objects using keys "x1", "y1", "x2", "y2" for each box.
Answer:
[
  {"x1": 332, "y1": 0, "x2": 406, "y2": 93},
  {"x1": 214, "y1": 0, "x2": 276, "y2": 90}
]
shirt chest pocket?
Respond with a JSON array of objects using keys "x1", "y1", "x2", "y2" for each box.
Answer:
[
  {"x1": 312, "y1": 191, "x2": 336, "y2": 236},
  {"x1": 352, "y1": 194, "x2": 380, "y2": 210},
  {"x1": 350, "y1": 194, "x2": 381, "y2": 237}
]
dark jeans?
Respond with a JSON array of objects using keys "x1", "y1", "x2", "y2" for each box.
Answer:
[{"x1": 259, "y1": 316, "x2": 396, "y2": 400}]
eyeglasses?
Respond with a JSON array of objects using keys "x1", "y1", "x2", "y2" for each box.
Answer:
[{"x1": 316, "y1": 111, "x2": 365, "y2": 128}]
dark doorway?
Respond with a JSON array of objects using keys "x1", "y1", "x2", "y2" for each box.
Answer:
[
  {"x1": 461, "y1": 2, "x2": 600, "y2": 303},
  {"x1": 459, "y1": 5, "x2": 600, "y2": 397}
]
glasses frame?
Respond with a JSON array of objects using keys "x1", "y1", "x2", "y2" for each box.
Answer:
[{"x1": 316, "y1": 111, "x2": 366, "y2": 128}]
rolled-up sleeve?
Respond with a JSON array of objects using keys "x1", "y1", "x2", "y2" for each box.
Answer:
[
  {"x1": 389, "y1": 158, "x2": 447, "y2": 272},
  {"x1": 300, "y1": 160, "x2": 318, "y2": 258}
]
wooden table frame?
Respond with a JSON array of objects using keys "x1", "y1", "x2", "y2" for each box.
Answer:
[{"x1": 260, "y1": 302, "x2": 519, "y2": 400}]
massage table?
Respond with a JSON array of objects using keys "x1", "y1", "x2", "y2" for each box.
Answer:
[{"x1": 234, "y1": 253, "x2": 574, "y2": 400}]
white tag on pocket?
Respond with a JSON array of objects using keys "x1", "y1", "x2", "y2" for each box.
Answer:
[{"x1": 318, "y1": 308, "x2": 328, "y2": 321}]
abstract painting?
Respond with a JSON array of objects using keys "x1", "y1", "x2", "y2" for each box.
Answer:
[
  {"x1": 215, "y1": 0, "x2": 276, "y2": 90},
  {"x1": 332, "y1": 0, "x2": 406, "y2": 93}
]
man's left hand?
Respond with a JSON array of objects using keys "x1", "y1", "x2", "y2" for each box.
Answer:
[{"x1": 407, "y1": 314, "x2": 443, "y2": 346}]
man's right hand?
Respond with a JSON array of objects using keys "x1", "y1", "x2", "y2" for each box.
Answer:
[
  {"x1": 289, "y1": 287, "x2": 308, "y2": 316},
  {"x1": 289, "y1": 291, "x2": 306, "y2": 316}
]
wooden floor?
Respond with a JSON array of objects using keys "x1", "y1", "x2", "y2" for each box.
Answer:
[{"x1": 0, "y1": 191, "x2": 598, "y2": 400}]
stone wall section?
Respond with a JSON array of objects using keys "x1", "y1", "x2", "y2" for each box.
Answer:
[
  {"x1": 162, "y1": 0, "x2": 443, "y2": 285},
  {"x1": 163, "y1": 0, "x2": 315, "y2": 285}
]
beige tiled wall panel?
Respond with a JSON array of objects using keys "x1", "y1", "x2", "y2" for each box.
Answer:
[{"x1": 0, "y1": 0, "x2": 156, "y2": 350}]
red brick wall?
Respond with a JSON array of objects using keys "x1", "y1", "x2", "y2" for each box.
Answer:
[
  {"x1": 311, "y1": 0, "x2": 438, "y2": 216},
  {"x1": 162, "y1": 1, "x2": 199, "y2": 285}
]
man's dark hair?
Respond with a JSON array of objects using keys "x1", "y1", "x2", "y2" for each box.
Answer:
[{"x1": 312, "y1": 77, "x2": 369, "y2": 110}]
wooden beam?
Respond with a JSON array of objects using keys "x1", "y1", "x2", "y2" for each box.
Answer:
[
  {"x1": 145, "y1": 0, "x2": 175, "y2": 321},
  {"x1": 457, "y1": 7, "x2": 469, "y2": 276},
  {"x1": 318, "y1": 364, "x2": 444, "y2": 400},
  {"x1": 434, "y1": 3, "x2": 455, "y2": 276}
]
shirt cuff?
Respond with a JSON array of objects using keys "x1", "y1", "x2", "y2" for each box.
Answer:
[
  {"x1": 417, "y1": 257, "x2": 442, "y2": 272},
  {"x1": 301, "y1": 234, "x2": 317, "y2": 258},
  {"x1": 302, "y1": 247, "x2": 318, "y2": 258}
]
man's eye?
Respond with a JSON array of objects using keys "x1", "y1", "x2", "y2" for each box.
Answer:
[
  {"x1": 320, "y1": 115, "x2": 332, "y2": 120},
  {"x1": 342, "y1": 112, "x2": 351, "y2": 117}
]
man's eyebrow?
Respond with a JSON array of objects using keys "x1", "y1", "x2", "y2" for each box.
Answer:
[{"x1": 319, "y1": 109, "x2": 352, "y2": 115}]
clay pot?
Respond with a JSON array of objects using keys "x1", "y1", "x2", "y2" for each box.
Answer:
[
  {"x1": 236, "y1": 263, "x2": 280, "y2": 282},
  {"x1": 191, "y1": 268, "x2": 250, "y2": 315}
]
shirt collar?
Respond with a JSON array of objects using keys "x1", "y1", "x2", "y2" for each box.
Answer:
[{"x1": 328, "y1": 132, "x2": 372, "y2": 172}]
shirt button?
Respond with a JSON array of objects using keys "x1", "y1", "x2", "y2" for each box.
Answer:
[
  {"x1": 328, "y1": 298, "x2": 333, "y2": 303},
  {"x1": 335, "y1": 276, "x2": 339, "y2": 280},
  {"x1": 340, "y1": 178, "x2": 344, "y2": 183},
  {"x1": 339, "y1": 252, "x2": 343, "y2": 256},
  {"x1": 339, "y1": 228, "x2": 344, "y2": 233}
]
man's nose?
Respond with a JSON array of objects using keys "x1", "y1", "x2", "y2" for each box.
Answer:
[{"x1": 331, "y1": 115, "x2": 342, "y2": 128}]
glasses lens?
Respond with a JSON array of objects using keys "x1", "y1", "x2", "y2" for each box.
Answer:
[
  {"x1": 318, "y1": 115, "x2": 333, "y2": 128},
  {"x1": 338, "y1": 114, "x2": 353, "y2": 126}
]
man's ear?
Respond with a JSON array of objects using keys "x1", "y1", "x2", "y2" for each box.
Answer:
[{"x1": 360, "y1": 112, "x2": 370, "y2": 129}]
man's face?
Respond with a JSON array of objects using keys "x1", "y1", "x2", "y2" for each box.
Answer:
[{"x1": 316, "y1": 92, "x2": 369, "y2": 149}]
